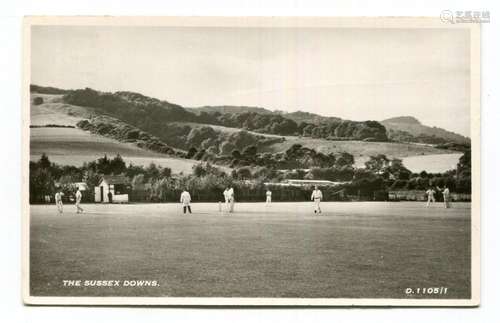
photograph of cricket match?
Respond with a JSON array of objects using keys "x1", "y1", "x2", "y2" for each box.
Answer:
[{"x1": 22, "y1": 17, "x2": 480, "y2": 306}]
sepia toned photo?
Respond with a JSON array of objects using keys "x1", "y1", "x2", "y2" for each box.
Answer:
[{"x1": 22, "y1": 16, "x2": 480, "y2": 306}]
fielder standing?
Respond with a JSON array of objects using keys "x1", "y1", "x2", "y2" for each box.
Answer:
[
  {"x1": 311, "y1": 185, "x2": 323, "y2": 214},
  {"x1": 180, "y1": 189, "x2": 192, "y2": 214},
  {"x1": 442, "y1": 185, "x2": 451, "y2": 209},
  {"x1": 228, "y1": 186, "x2": 235, "y2": 213},
  {"x1": 265, "y1": 188, "x2": 272, "y2": 205},
  {"x1": 223, "y1": 187, "x2": 230, "y2": 212},
  {"x1": 55, "y1": 190, "x2": 64, "y2": 215},
  {"x1": 75, "y1": 188, "x2": 84, "y2": 214}
]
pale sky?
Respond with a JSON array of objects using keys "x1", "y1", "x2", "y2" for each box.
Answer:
[{"x1": 31, "y1": 26, "x2": 471, "y2": 136}]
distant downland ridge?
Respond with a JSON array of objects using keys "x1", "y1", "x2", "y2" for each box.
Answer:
[
  {"x1": 382, "y1": 116, "x2": 421, "y2": 125},
  {"x1": 381, "y1": 116, "x2": 470, "y2": 145},
  {"x1": 30, "y1": 84, "x2": 469, "y2": 146}
]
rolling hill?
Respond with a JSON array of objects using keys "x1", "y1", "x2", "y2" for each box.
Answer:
[
  {"x1": 381, "y1": 116, "x2": 470, "y2": 145},
  {"x1": 32, "y1": 84, "x2": 470, "y2": 146},
  {"x1": 30, "y1": 85, "x2": 465, "y2": 173}
]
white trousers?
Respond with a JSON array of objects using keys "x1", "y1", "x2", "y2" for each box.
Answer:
[
  {"x1": 75, "y1": 200, "x2": 83, "y2": 212},
  {"x1": 56, "y1": 201, "x2": 63, "y2": 213},
  {"x1": 314, "y1": 198, "x2": 321, "y2": 213},
  {"x1": 443, "y1": 197, "x2": 451, "y2": 208}
]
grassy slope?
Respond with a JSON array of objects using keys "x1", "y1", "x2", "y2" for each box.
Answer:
[
  {"x1": 30, "y1": 202, "x2": 471, "y2": 298},
  {"x1": 30, "y1": 127, "x2": 202, "y2": 173},
  {"x1": 30, "y1": 94, "x2": 91, "y2": 126},
  {"x1": 29, "y1": 94, "x2": 207, "y2": 173}
]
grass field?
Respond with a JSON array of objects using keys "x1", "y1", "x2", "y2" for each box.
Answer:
[{"x1": 30, "y1": 202, "x2": 471, "y2": 299}]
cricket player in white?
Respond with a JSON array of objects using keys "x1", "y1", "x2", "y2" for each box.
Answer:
[
  {"x1": 442, "y1": 186, "x2": 451, "y2": 209},
  {"x1": 223, "y1": 187, "x2": 230, "y2": 212},
  {"x1": 75, "y1": 188, "x2": 84, "y2": 214},
  {"x1": 265, "y1": 189, "x2": 272, "y2": 204},
  {"x1": 311, "y1": 185, "x2": 323, "y2": 214},
  {"x1": 228, "y1": 186, "x2": 235, "y2": 213},
  {"x1": 425, "y1": 187, "x2": 436, "y2": 207},
  {"x1": 55, "y1": 190, "x2": 64, "y2": 214},
  {"x1": 180, "y1": 189, "x2": 192, "y2": 214}
]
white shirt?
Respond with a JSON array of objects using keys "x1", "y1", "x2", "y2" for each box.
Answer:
[
  {"x1": 55, "y1": 192, "x2": 62, "y2": 203},
  {"x1": 426, "y1": 189, "x2": 435, "y2": 197},
  {"x1": 180, "y1": 191, "x2": 191, "y2": 205},
  {"x1": 266, "y1": 191, "x2": 272, "y2": 197},
  {"x1": 223, "y1": 189, "x2": 230, "y2": 201},
  {"x1": 75, "y1": 190, "x2": 82, "y2": 202},
  {"x1": 443, "y1": 188, "x2": 450, "y2": 198},
  {"x1": 311, "y1": 189, "x2": 323, "y2": 200},
  {"x1": 228, "y1": 188, "x2": 235, "y2": 200}
]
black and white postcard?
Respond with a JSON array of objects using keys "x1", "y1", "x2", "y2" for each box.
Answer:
[{"x1": 22, "y1": 16, "x2": 480, "y2": 306}]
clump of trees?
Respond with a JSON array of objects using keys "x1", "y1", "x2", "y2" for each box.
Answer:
[
  {"x1": 33, "y1": 97, "x2": 44, "y2": 105},
  {"x1": 30, "y1": 154, "x2": 57, "y2": 203},
  {"x1": 77, "y1": 116, "x2": 178, "y2": 156},
  {"x1": 30, "y1": 154, "x2": 85, "y2": 203},
  {"x1": 199, "y1": 111, "x2": 388, "y2": 141},
  {"x1": 65, "y1": 88, "x2": 195, "y2": 125},
  {"x1": 182, "y1": 127, "x2": 283, "y2": 157},
  {"x1": 217, "y1": 144, "x2": 355, "y2": 170}
]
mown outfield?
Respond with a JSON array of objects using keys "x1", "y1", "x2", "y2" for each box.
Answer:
[{"x1": 30, "y1": 202, "x2": 471, "y2": 299}]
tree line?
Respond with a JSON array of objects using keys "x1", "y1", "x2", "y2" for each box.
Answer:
[{"x1": 30, "y1": 148, "x2": 471, "y2": 204}]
